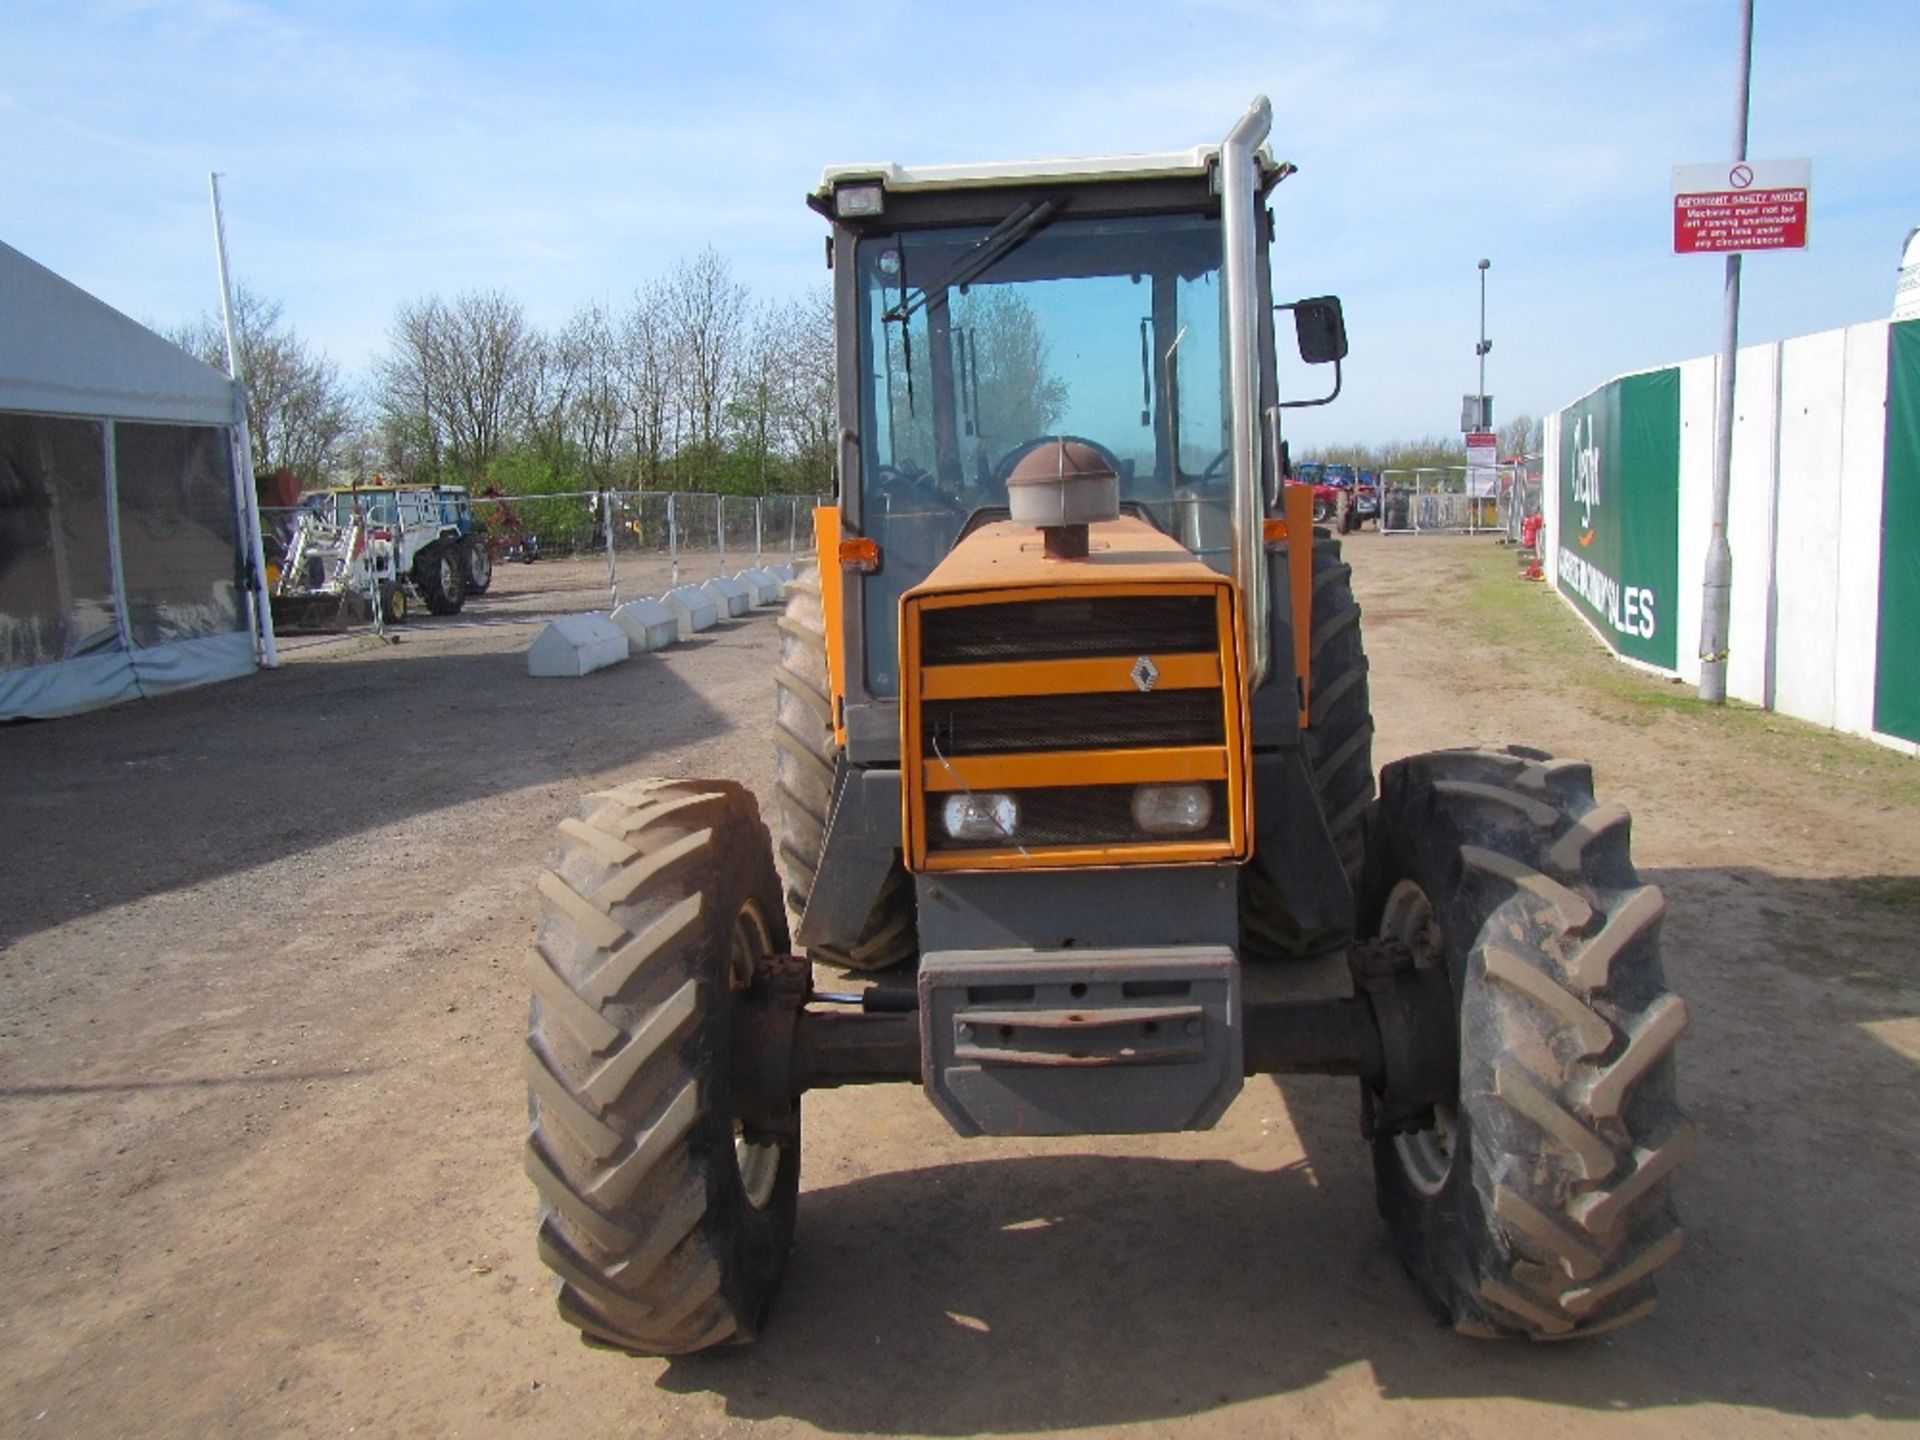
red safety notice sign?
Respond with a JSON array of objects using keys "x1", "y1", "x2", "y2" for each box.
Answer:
[{"x1": 1672, "y1": 159, "x2": 1811, "y2": 254}]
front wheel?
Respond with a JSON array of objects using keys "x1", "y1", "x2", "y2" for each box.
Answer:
[
  {"x1": 773, "y1": 563, "x2": 917, "y2": 971},
  {"x1": 1362, "y1": 747, "x2": 1692, "y2": 1339},
  {"x1": 1239, "y1": 532, "x2": 1374, "y2": 960},
  {"x1": 524, "y1": 780, "x2": 799, "y2": 1353}
]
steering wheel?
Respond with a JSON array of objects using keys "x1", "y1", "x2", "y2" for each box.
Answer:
[
  {"x1": 874, "y1": 462, "x2": 963, "y2": 515},
  {"x1": 989, "y1": 435, "x2": 1129, "y2": 491}
]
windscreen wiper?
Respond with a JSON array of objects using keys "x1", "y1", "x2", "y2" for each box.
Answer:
[{"x1": 881, "y1": 199, "x2": 1059, "y2": 325}]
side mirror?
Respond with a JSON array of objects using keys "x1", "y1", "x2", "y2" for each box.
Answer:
[
  {"x1": 1291, "y1": 296, "x2": 1348, "y2": 364},
  {"x1": 1275, "y1": 295, "x2": 1347, "y2": 410}
]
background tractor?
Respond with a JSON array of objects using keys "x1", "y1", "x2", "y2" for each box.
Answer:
[
  {"x1": 523, "y1": 98, "x2": 1691, "y2": 1354},
  {"x1": 269, "y1": 482, "x2": 477, "y2": 629}
]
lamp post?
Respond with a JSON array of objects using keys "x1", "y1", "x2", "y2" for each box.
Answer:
[
  {"x1": 1475, "y1": 258, "x2": 1491, "y2": 427},
  {"x1": 1699, "y1": 0, "x2": 1755, "y2": 706}
]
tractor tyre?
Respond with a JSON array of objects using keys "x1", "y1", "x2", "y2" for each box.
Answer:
[
  {"x1": 1312, "y1": 496, "x2": 1333, "y2": 523},
  {"x1": 461, "y1": 536, "x2": 493, "y2": 595},
  {"x1": 773, "y1": 563, "x2": 917, "y2": 972},
  {"x1": 417, "y1": 543, "x2": 467, "y2": 615},
  {"x1": 524, "y1": 780, "x2": 799, "y2": 1354},
  {"x1": 1240, "y1": 532, "x2": 1375, "y2": 959},
  {"x1": 378, "y1": 580, "x2": 408, "y2": 626},
  {"x1": 1360, "y1": 746, "x2": 1692, "y2": 1339}
]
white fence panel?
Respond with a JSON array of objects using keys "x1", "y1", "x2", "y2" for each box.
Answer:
[
  {"x1": 1772, "y1": 328, "x2": 1850, "y2": 727},
  {"x1": 1725, "y1": 343, "x2": 1782, "y2": 708},
  {"x1": 1833, "y1": 324, "x2": 1892, "y2": 738}
]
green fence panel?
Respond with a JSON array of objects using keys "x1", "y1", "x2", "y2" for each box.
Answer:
[
  {"x1": 1556, "y1": 368, "x2": 1682, "y2": 670},
  {"x1": 1875, "y1": 320, "x2": 1920, "y2": 742}
]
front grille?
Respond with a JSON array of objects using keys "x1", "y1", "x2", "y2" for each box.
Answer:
[
  {"x1": 928, "y1": 782, "x2": 1231, "y2": 851},
  {"x1": 923, "y1": 689, "x2": 1224, "y2": 758},
  {"x1": 920, "y1": 595, "x2": 1218, "y2": 665},
  {"x1": 907, "y1": 582, "x2": 1243, "y2": 869}
]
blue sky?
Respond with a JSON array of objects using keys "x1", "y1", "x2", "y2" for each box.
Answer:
[{"x1": 6, "y1": 0, "x2": 1917, "y2": 447}]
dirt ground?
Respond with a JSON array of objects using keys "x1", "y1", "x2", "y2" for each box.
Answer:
[{"x1": 2, "y1": 533, "x2": 1916, "y2": 1439}]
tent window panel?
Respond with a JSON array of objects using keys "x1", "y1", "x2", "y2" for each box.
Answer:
[
  {"x1": 112, "y1": 422, "x2": 243, "y2": 647},
  {"x1": 0, "y1": 412, "x2": 118, "y2": 672}
]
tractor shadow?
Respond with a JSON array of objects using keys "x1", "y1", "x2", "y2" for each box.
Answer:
[
  {"x1": 661, "y1": 865, "x2": 1920, "y2": 1432},
  {"x1": 0, "y1": 637, "x2": 734, "y2": 944}
]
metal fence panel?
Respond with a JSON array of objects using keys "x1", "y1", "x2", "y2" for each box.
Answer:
[{"x1": 260, "y1": 490, "x2": 826, "y2": 645}]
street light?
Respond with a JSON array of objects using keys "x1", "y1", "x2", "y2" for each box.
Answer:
[{"x1": 1475, "y1": 258, "x2": 1491, "y2": 428}]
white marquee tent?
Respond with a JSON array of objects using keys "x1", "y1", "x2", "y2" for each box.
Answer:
[{"x1": 1, "y1": 241, "x2": 267, "y2": 720}]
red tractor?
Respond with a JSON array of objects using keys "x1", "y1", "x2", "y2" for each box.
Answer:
[{"x1": 1309, "y1": 463, "x2": 1378, "y2": 531}]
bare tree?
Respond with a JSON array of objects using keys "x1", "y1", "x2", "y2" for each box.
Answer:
[
  {"x1": 349, "y1": 258, "x2": 839, "y2": 498},
  {"x1": 618, "y1": 284, "x2": 672, "y2": 487},
  {"x1": 557, "y1": 304, "x2": 623, "y2": 486},
  {"x1": 373, "y1": 291, "x2": 535, "y2": 484},
  {"x1": 1498, "y1": 413, "x2": 1543, "y2": 460},
  {"x1": 373, "y1": 296, "x2": 448, "y2": 477},
  {"x1": 169, "y1": 283, "x2": 355, "y2": 488},
  {"x1": 728, "y1": 301, "x2": 787, "y2": 493},
  {"x1": 659, "y1": 249, "x2": 749, "y2": 481},
  {"x1": 952, "y1": 288, "x2": 1068, "y2": 455},
  {"x1": 440, "y1": 290, "x2": 536, "y2": 480},
  {"x1": 768, "y1": 288, "x2": 835, "y2": 495}
]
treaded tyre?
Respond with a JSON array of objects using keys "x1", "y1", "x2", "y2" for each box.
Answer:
[
  {"x1": 461, "y1": 536, "x2": 493, "y2": 595},
  {"x1": 1241, "y1": 531, "x2": 1375, "y2": 959},
  {"x1": 1361, "y1": 746, "x2": 1692, "y2": 1339},
  {"x1": 773, "y1": 562, "x2": 916, "y2": 971},
  {"x1": 524, "y1": 779, "x2": 798, "y2": 1354},
  {"x1": 377, "y1": 580, "x2": 408, "y2": 626},
  {"x1": 416, "y1": 543, "x2": 466, "y2": 615}
]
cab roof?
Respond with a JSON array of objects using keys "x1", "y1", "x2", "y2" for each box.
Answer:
[{"x1": 815, "y1": 144, "x2": 1280, "y2": 199}]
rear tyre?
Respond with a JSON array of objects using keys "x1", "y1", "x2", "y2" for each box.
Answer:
[
  {"x1": 461, "y1": 536, "x2": 493, "y2": 595},
  {"x1": 1361, "y1": 747, "x2": 1691, "y2": 1339},
  {"x1": 1240, "y1": 532, "x2": 1375, "y2": 959},
  {"x1": 417, "y1": 544, "x2": 467, "y2": 615},
  {"x1": 773, "y1": 563, "x2": 917, "y2": 971},
  {"x1": 525, "y1": 780, "x2": 798, "y2": 1354}
]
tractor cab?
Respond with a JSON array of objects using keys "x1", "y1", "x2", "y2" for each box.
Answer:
[{"x1": 809, "y1": 111, "x2": 1322, "y2": 709}]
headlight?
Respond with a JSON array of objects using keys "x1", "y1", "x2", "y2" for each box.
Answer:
[
  {"x1": 834, "y1": 181, "x2": 885, "y2": 218},
  {"x1": 1132, "y1": 783, "x2": 1213, "y2": 834},
  {"x1": 943, "y1": 792, "x2": 1018, "y2": 841}
]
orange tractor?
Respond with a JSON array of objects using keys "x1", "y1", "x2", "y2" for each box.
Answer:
[{"x1": 522, "y1": 99, "x2": 1690, "y2": 1353}]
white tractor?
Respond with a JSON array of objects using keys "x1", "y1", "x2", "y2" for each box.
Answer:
[{"x1": 270, "y1": 483, "x2": 472, "y2": 629}]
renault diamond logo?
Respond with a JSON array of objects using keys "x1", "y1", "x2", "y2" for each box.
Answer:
[{"x1": 1130, "y1": 656, "x2": 1159, "y2": 693}]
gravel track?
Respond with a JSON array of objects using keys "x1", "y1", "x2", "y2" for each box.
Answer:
[{"x1": 1, "y1": 531, "x2": 1915, "y2": 1438}]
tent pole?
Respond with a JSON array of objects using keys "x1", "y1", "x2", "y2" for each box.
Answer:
[{"x1": 209, "y1": 172, "x2": 278, "y2": 668}]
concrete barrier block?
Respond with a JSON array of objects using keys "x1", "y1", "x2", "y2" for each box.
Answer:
[
  {"x1": 736, "y1": 569, "x2": 782, "y2": 606},
  {"x1": 661, "y1": 585, "x2": 718, "y2": 636},
  {"x1": 702, "y1": 575, "x2": 751, "y2": 618},
  {"x1": 527, "y1": 614, "x2": 629, "y2": 677},
  {"x1": 610, "y1": 598, "x2": 679, "y2": 652}
]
